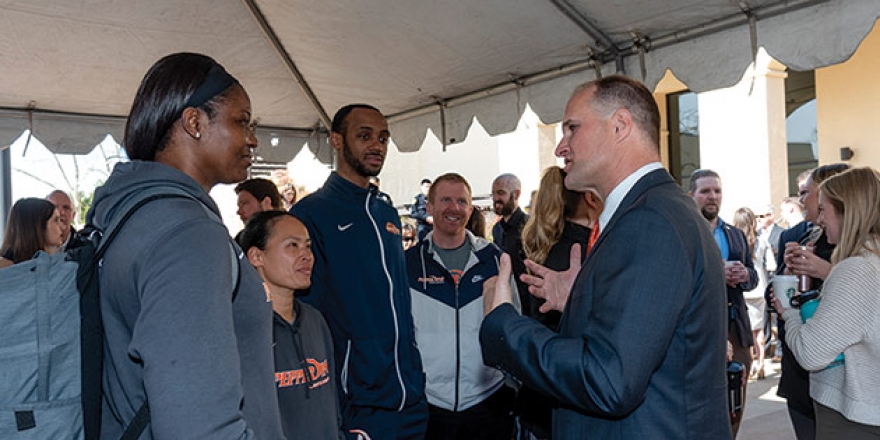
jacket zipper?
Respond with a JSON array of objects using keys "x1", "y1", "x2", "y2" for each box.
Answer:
[
  {"x1": 363, "y1": 191, "x2": 407, "y2": 411},
  {"x1": 341, "y1": 339, "x2": 351, "y2": 395},
  {"x1": 454, "y1": 281, "x2": 461, "y2": 412},
  {"x1": 429, "y1": 243, "x2": 476, "y2": 412}
]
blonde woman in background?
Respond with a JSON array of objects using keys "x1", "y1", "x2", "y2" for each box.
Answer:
[
  {"x1": 518, "y1": 165, "x2": 602, "y2": 439},
  {"x1": 773, "y1": 167, "x2": 880, "y2": 438},
  {"x1": 522, "y1": 166, "x2": 603, "y2": 326},
  {"x1": 733, "y1": 207, "x2": 776, "y2": 380}
]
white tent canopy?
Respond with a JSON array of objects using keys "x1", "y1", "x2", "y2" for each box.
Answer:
[{"x1": 1, "y1": 0, "x2": 879, "y2": 160}]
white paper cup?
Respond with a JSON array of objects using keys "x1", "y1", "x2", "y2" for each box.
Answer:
[{"x1": 772, "y1": 275, "x2": 799, "y2": 309}]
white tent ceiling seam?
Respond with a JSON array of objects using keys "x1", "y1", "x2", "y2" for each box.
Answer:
[
  {"x1": 0, "y1": 106, "x2": 325, "y2": 166},
  {"x1": 387, "y1": 0, "x2": 880, "y2": 149},
  {"x1": 1, "y1": 0, "x2": 878, "y2": 159}
]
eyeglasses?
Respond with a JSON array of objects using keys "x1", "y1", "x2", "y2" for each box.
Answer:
[{"x1": 403, "y1": 237, "x2": 415, "y2": 243}]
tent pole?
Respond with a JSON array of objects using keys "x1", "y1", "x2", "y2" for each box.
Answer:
[
  {"x1": 389, "y1": 60, "x2": 595, "y2": 123},
  {"x1": 546, "y1": 0, "x2": 619, "y2": 57},
  {"x1": 241, "y1": 0, "x2": 331, "y2": 129},
  {"x1": 0, "y1": 146, "x2": 10, "y2": 236},
  {"x1": 388, "y1": 0, "x2": 828, "y2": 125}
]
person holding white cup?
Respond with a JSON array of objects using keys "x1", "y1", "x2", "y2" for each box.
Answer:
[
  {"x1": 770, "y1": 163, "x2": 850, "y2": 440},
  {"x1": 772, "y1": 274, "x2": 799, "y2": 309},
  {"x1": 772, "y1": 167, "x2": 880, "y2": 438}
]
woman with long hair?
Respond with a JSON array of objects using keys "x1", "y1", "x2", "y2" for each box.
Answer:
[
  {"x1": 733, "y1": 207, "x2": 776, "y2": 380},
  {"x1": 775, "y1": 163, "x2": 850, "y2": 439},
  {"x1": 86, "y1": 53, "x2": 284, "y2": 438},
  {"x1": 774, "y1": 167, "x2": 880, "y2": 437},
  {"x1": 518, "y1": 165, "x2": 602, "y2": 439},
  {"x1": 466, "y1": 206, "x2": 487, "y2": 239},
  {"x1": 0, "y1": 198, "x2": 66, "y2": 268},
  {"x1": 522, "y1": 166, "x2": 602, "y2": 287}
]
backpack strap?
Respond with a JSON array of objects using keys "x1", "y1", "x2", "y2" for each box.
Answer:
[
  {"x1": 95, "y1": 192, "x2": 240, "y2": 294},
  {"x1": 120, "y1": 401, "x2": 150, "y2": 440}
]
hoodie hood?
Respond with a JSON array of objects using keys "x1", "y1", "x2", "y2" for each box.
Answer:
[{"x1": 88, "y1": 161, "x2": 222, "y2": 231}]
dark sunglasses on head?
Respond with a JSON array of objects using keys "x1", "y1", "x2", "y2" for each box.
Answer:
[{"x1": 791, "y1": 289, "x2": 821, "y2": 308}]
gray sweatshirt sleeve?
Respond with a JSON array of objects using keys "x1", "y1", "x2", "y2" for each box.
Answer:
[{"x1": 129, "y1": 218, "x2": 255, "y2": 439}]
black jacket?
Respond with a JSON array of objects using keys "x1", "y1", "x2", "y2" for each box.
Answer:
[{"x1": 719, "y1": 219, "x2": 758, "y2": 347}]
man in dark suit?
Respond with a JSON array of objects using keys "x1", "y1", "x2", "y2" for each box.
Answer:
[
  {"x1": 689, "y1": 169, "x2": 758, "y2": 438},
  {"x1": 480, "y1": 76, "x2": 731, "y2": 439}
]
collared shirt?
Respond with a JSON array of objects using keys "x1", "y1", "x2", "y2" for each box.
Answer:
[
  {"x1": 713, "y1": 219, "x2": 730, "y2": 260},
  {"x1": 598, "y1": 162, "x2": 664, "y2": 231}
]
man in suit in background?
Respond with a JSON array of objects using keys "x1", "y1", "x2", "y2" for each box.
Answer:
[
  {"x1": 689, "y1": 169, "x2": 758, "y2": 438},
  {"x1": 480, "y1": 75, "x2": 731, "y2": 439},
  {"x1": 46, "y1": 190, "x2": 76, "y2": 250}
]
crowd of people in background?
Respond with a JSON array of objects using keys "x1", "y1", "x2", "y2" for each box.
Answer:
[{"x1": 3, "y1": 53, "x2": 880, "y2": 440}]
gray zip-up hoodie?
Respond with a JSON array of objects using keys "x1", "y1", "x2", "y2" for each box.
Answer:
[{"x1": 88, "y1": 161, "x2": 284, "y2": 440}]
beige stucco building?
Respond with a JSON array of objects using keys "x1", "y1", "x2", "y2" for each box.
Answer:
[{"x1": 653, "y1": 19, "x2": 880, "y2": 221}]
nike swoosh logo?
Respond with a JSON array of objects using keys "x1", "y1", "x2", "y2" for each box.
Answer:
[{"x1": 338, "y1": 223, "x2": 353, "y2": 231}]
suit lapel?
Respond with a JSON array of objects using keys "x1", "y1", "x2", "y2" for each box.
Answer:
[
  {"x1": 585, "y1": 169, "x2": 674, "y2": 262},
  {"x1": 559, "y1": 169, "x2": 675, "y2": 330}
]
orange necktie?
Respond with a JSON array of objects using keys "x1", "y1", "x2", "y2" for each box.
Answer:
[{"x1": 587, "y1": 221, "x2": 600, "y2": 254}]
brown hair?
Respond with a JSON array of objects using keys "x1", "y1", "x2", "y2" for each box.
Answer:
[
  {"x1": 810, "y1": 163, "x2": 851, "y2": 187},
  {"x1": 732, "y1": 207, "x2": 757, "y2": 255},
  {"x1": 466, "y1": 208, "x2": 487, "y2": 239},
  {"x1": 1, "y1": 198, "x2": 57, "y2": 263},
  {"x1": 235, "y1": 178, "x2": 285, "y2": 211},
  {"x1": 579, "y1": 75, "x2": 661, "y2": 147}
]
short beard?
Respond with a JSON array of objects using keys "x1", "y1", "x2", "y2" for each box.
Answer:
[
  {"x1": 341, "y1": 137, "x2": 381, "y2": 178},
  {"x1": 700, "y1": 207, "x2": 718, "y2": 222},
  {"x1": 494, "y1": 197, "x2": 515, "y2": 216}
]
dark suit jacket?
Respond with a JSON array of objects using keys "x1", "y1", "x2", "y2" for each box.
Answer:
[
  {"x1": 764, "y1": 221, "x2": 825, "y2": 416},
  {"x1": 720, "y1": 220, "x2": 758, "y2": 347},
  {"x1": 410, "y1": 193, "x2": 432, "y2": 240},
  {"x1": 773, "y1": 221, "x2": 810, "y2": 271},
  {"x1": 480, "y1": 169, "x2": 731, "y2": 439}
]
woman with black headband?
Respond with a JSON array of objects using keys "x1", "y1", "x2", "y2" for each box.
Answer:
[{"x1": 86, "y1": 53, "x2": 285, "y2": 439}]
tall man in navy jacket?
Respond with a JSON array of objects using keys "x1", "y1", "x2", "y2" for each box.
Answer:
[
  {"x1": 291, "y1": 104, "x2": 427, "y2": 439},
  {"x1": 689, "y1": 168, "x2": 757, "y2": 437},
  {"x1": 480, "y1": 76, "x2": 731, "y2": 439}
]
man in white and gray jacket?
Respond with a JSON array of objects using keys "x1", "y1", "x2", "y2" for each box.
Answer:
[{"x1": 406, "y1": 172, "x2": 520, "y2": 439}]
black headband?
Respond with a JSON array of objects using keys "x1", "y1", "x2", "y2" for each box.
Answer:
[{"x1": 185, "y1": 63, "x2": 239, "y2": 108}]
